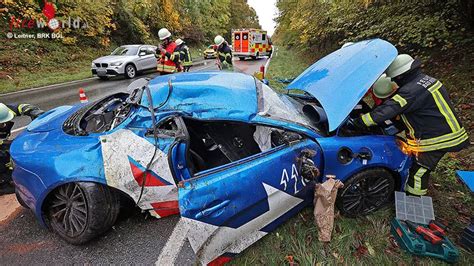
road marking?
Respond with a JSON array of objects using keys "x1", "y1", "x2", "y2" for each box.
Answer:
[
  {"x1": 11, "y1": 126, "x2": 27, "y2": 133},
  {"x1": 156, "y1": 218, "x2": 189, "y2": 265}
]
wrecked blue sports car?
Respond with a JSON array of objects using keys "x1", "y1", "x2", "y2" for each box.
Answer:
[{"x1": 11, "y1": 39, "x2": 410, "y2": 262}]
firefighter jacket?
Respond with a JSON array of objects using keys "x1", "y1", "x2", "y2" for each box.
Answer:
[
  {"x1": 176, "y1": 44, "x2": 193, "y2": 67},
  {"x1": 157, "y1": 42, "x2": 180, "y2": 73},
  {"x1": 360, "y1": 70, "x2": 468, "y2": 153},
  {"x1": 1, "y1": 104, "x2": 41, "y2": 143},
  {"x1": 217, "y1": 42, "x2": 233, "y2": 69}
]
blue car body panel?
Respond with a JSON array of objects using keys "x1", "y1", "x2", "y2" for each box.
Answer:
[
  {"x1": 178, "y1": 139, "x2": 322, "y2": 264},
  {"x1": 143, "y1": 71, "x2": 258, "y2": 122},
  {"x1": 12, "y1": 108, "x2": 107, "y2": 225},
  {"x1": 316, "y1": 136, "x2": 411, "y2": 188},
  {"x1": 287, "y1": 39, "x2": 398, "y2": 131},
  {"x1": 10, "y1": 39, "x2": 410, "y2": 264}
]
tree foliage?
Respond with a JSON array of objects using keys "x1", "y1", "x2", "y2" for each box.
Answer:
[
  {"x1": 1, "y1": 0, "x2": 261, "y2": 46},
  {"x1": 273, "y1": 0, "x2": 474, "y2": 56}
]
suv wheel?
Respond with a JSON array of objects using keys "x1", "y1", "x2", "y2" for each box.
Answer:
[{"x1": 125, "y1": 64, "x2": 136, "y2": 79}]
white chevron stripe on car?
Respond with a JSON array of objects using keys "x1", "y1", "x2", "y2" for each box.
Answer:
[
  {"x1": 182, "y1": 183, "x2": 303, "y2": 265},
  {"x1": 100, "y1": 129, "x2": 178, "y2": 214}
]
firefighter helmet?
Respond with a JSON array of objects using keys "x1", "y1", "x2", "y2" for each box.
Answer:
[
  {"x1": 373, "y1": 74, "x2": 396, "y2": 99},
  {"x1": 386, "y1": 54, "x2": 415, "y2": 78},
  {"x1": 175, "y1": 38, "x2": 184, "y2": 45},
  {"x1": 0, "y1": 103, "x2": 15, "y2": 123},
  {"x1": 214, "y1": 35, "x2": 225, "y2": 46},
  {"x1": 158, "y1": 28, "x2": 172, "y2": 40}
]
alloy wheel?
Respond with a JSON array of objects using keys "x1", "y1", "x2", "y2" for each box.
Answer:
[
  {"x1": 126, "y1": 65, "x2": 136, "y2": 78},
  {"x1": 49, "y1": 183, "x2": 88, "y2": 238},
  {"x1": 341, "y1": 174, "x2": 393, "y2": 215}
]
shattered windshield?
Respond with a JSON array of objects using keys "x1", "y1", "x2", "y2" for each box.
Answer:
[{"x1": 257, "y1": 81, "x2": 322, "y2": 133}]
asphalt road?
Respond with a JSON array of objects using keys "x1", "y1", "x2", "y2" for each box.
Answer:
[{"x1": 0, "y1": 57, "x2": 269, "y2": 265}]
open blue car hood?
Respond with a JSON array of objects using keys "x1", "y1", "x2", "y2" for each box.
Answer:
[{"x1": 287, "y1": 39, "x2": 397, "y2": 131}]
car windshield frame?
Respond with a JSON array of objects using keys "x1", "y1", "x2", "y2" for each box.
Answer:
[
  {"x1": 111, "y1": 46, "x2": 139, "y2": 56},
  {"x1": 256, "y1": 80, "x2": 325, "y2": 135}
]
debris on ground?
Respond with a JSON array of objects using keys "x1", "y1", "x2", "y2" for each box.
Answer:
[{"x1": 314, "y1": 177, "x2": 343, "y2": 242}]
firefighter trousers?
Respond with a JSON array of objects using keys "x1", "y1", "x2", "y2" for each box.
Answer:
[
  {"x1": 0, "y1": 141, "x2": 14, "y2": 195},
  {"x1": 405, "y1": 150, "x2": 446, "y2": 196}
]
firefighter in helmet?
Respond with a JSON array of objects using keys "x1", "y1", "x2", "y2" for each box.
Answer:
[
  {"x1": 214, "y1": 35, "x2": 233, "y2": 71},
  {"x1": 0, "y1": 103, "x2": 44, "y2": 195},
  {"x1": 156, "y1": 28, "x2": 181, "y2": 74},
  {"x1": 354, "y1": 54, "x2": 469, "y2": 196},
  {"x1": 175, "y1": 38, "x2": 193, "y2": 72}
]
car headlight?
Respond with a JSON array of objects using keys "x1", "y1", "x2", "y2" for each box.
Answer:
[
  {"x1": 110, "y1": 61, "x2": 123, "y2": 66},
  {"x1": 91, "y1": 62, "x2": 95, "y2": 68}
]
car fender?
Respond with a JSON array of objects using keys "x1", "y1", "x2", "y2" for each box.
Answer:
[
  {"x1": 124, "y1": 60, "x2": 138, "y2": 71},
  {"x1": 316, "y1": 135, "x2": 411, "y2": 189},
  {"x1": 27, "y1": 175, "x2": 108, "y2": 227}
]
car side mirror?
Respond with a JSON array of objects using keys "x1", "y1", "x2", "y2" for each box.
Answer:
[{"x1": 139, "y1": 51, "x2": 146, "y2": 56}]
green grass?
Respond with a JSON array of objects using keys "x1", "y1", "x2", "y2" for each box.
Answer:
[
  {"x1": 231, "y1": 46, "x2": 474, "y2": 265},
  {"x1": 0, "y1": 39, "x2": 109, "y2": 94},
  {"x1": 265, "y1": 47, "x2": 313, "y2": 93},
  {"x1": 0, "y1": 40, "x2": 206, "y2": 94}
]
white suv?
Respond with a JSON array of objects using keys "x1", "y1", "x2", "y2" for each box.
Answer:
[{"x1": 91, "y1": 45, "x2": 157, "y2": 80}]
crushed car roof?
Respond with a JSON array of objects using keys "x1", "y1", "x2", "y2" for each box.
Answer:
[
  {"x1": 287, "y1": 39, "x2": 398, "y2": 131},
  {"x1": 144, "y1": 71, "x2": 258, "y2": 121}
]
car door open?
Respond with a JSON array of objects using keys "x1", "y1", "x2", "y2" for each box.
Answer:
[{"x1": 170, "y1": 118, "x2": 322, "y2": 264}]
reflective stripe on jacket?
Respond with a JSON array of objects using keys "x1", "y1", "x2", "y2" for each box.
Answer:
[
  {"x1": 217, "y1": 43, "x2": 232, "y2": 66},
  {"x1": 157, "y1": 42, "x2": 179, "y2": 73},
  {"x1": 7, "y1": 104, "x2": 33, "y2": 116},
  {"x1": 362, "y1": 71, "x2": 468, "y2": 152},
  {"x1": 177, "y1": 44, "x2": 193, "y2": 66}
]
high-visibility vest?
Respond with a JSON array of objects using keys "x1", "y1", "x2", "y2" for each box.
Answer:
[
  {"x1": 180, "y1": 45, "x2": 193, "y2": 67},
  {"x1": 157, "y1": 42, "x2": 178, "y2": 73}
]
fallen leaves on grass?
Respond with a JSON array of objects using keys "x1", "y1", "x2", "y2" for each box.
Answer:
[
  {"x1": 332, "y1": 252, "x2": 344, "y2": 263},
  {"x1": 285, "y1": 255, "x2": 297, "y2": 266},
  {"x1": 388, "y1": 236, "x2": 399, "y2": 249},
  {"x1": 385, "y1": 236, "x2": 401, "y2": 258},
  {"x1": 353, "y1": 244, "x2": 369, "y2": 260},
  {"x1": 366, "y1": 242, "x2": 375, "y2": 256}
]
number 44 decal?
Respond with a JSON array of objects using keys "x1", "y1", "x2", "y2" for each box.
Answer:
[{"x1": 280, "y1": 164, "x2": 306, "y2": 194}]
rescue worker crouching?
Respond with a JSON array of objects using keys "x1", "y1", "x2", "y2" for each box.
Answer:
[
  {"x1": 156, "y1": 28, "x2": 181, "y2": 74},
  {"x1": 353, "y1": 54, "x2": 469, "y2": 196},
  {"x1": 214, "y1": 35, "x2": 233, "y2": 71},
  {"x1": 175, "y1": 38, "x2": 193, "y2": 72},
  {"x1": 0, "y1": 103, "x2": 44, "y2": 195}
]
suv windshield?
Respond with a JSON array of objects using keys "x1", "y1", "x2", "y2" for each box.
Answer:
[
  {"x1": 111, "y1": 46, "x2": 138, "y2": 56},
  {"x1": 257, "y1": 81, "x2": 324, "y2": 134}
]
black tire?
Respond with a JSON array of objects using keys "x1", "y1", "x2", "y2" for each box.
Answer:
[
  {"x1": 45, "y1": 182, "x2": 120, "y2": 245},
  {"x1": 239, "y1": 57, "x2": 245, "y2": 61},
  {"x1": 124, "y1": 64, "x2": 136, "y2": 79},
  {"x1": 336, "y1": 168, "x2": 395, "y2": 217},
  {"x1": 15, "y1": 189, "x2": 28, "y2": 208},
  {"x1": 98, "y1": 76, "x2": 109, "y2": 80}
]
